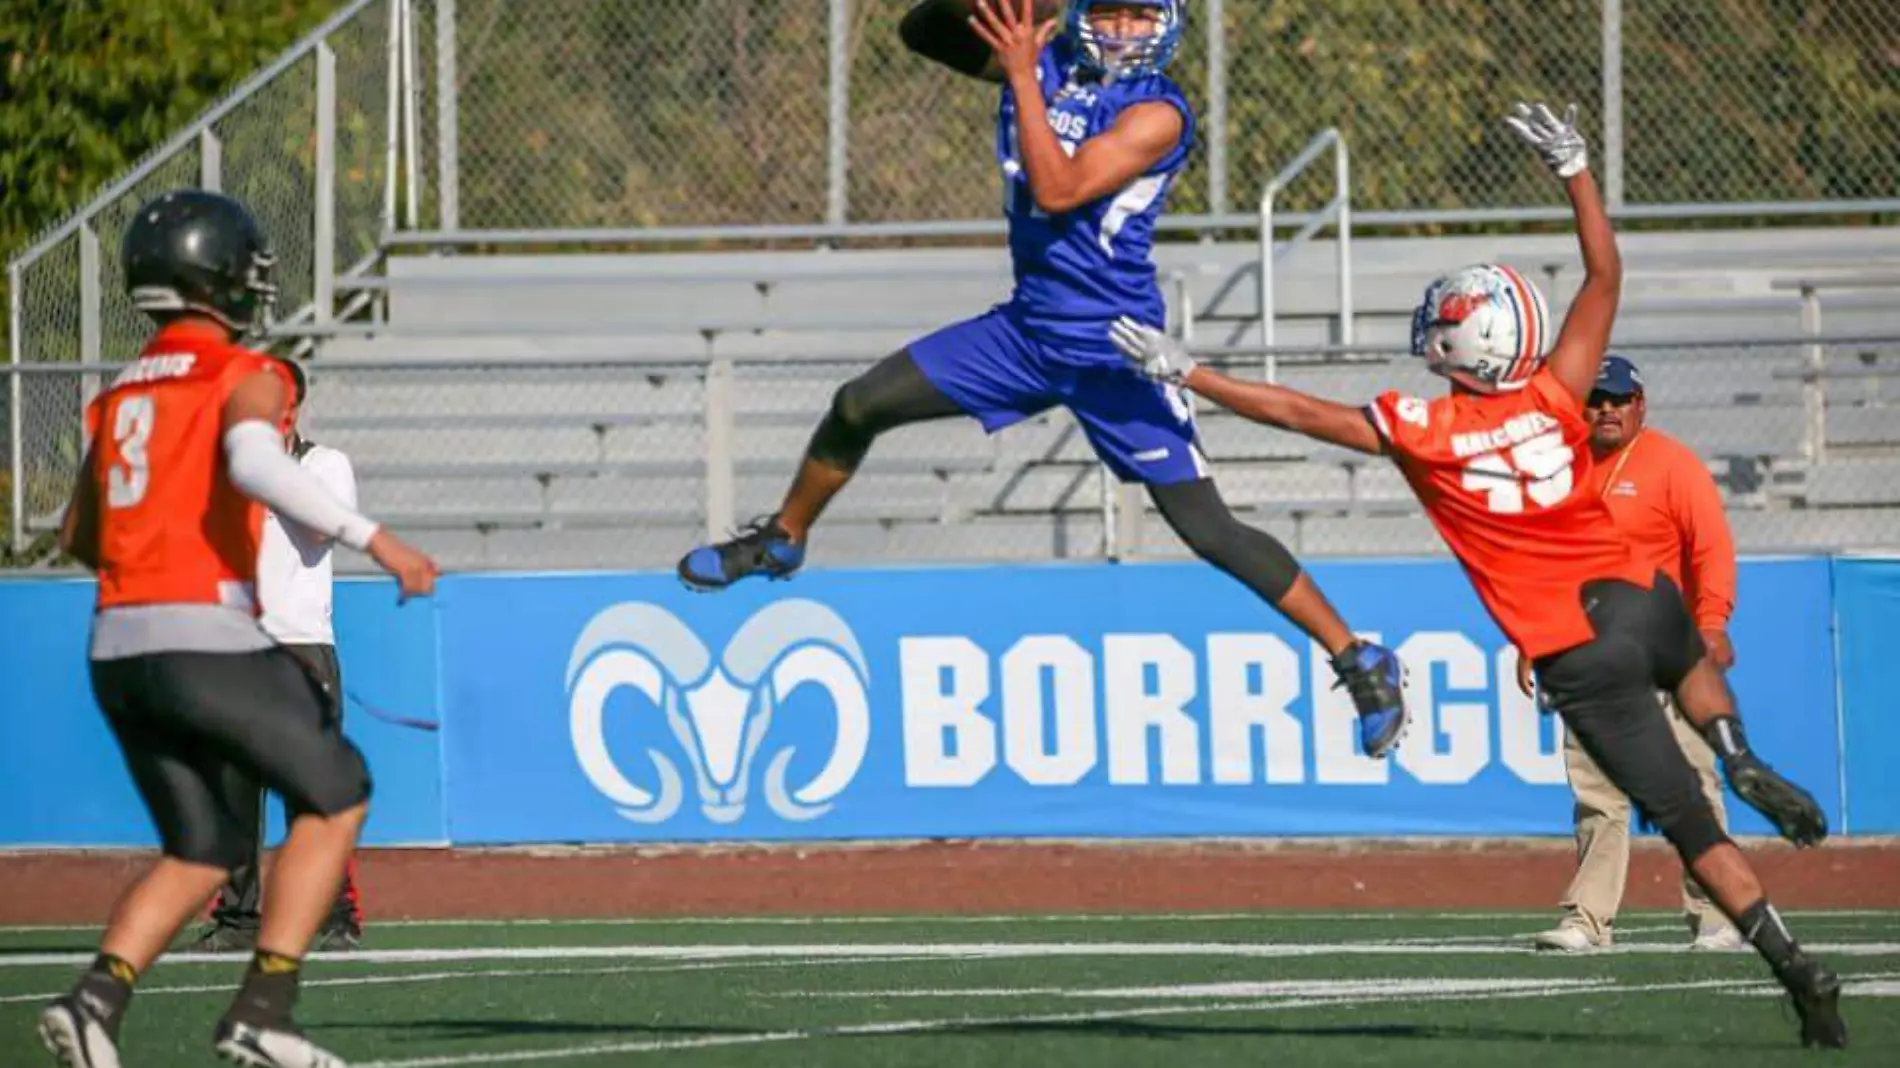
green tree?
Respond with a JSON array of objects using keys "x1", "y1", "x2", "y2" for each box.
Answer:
[{"x1": 1, "y1": 1, "x2": 342, "y2": 272}]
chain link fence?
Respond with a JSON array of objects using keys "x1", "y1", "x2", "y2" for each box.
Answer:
[
  {"x1": 10, "y1": 338, "x2": 1898, "y2": 567},
  {"x1": 426, "y1": 0, "x2": 1900, "y2": 230},
  {"x1": 9, "y1": 1, "x2": 1900, "y2": 560},
  {"x1": 1625, "y1": 0, "x2": 1900, "y2": 205}
]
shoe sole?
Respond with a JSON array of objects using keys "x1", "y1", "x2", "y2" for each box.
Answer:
[
  {"x1": 214, "y1": 1034, "x2": 344, "y2": 1068},
  {"x1": 677, "y1": 569, "x2": 798, "y2": 594},
  {"x1": 1797, "y1": 980, "x2": 1848, "y2": 1049},
  {"x1": 1532, "y1": 937, "x2": 1608, "y2": 953},
  {"x1": 1363, "y1": 713, "x2": 1410, "y2": 760},
  {"x1": 1358, "y1": 658, "x2": 1411, "y2": 759},
  {"x1": 214, "y1": 1039, "x2": 276, "y2": 1068},
  {"x1": 39, "y1": 1009, "x2": 116, "y2": 1068},
  {"x1": 39, "y1": 1011, "x2": 81, "y2": 1068}
]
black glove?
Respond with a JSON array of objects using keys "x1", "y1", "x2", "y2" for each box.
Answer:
[{"x1": 1705, "y1": 717, "x2": 1828, "y2": 848}]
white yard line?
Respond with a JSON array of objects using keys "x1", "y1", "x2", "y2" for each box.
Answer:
[
  {"x1": 1722, "y1": 972, "x2": 1900, "y2": 997},
  {"x1": 0, "y1": 954, "x2": 943, "y2": 1006},
  {"x1": 349, "y1": 974, "x2": 1796, "y2": 1068},
  {"x1": 763, "y1": 977, "x2": 1613, "y2": 1000},
  {"x1": 7, "y1": 939, "x2": 1900, "y2": 970}
]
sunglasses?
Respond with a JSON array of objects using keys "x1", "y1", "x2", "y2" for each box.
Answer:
[{"x1": 1586, "y1": 392, "x2": 1639, "y2": 410}]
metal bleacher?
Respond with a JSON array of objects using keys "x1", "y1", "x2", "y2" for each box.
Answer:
[{"x1": 295, "y1": 226, "x2": 1900, "y2": 572}]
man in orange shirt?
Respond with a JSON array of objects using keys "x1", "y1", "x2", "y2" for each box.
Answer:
[{"x1": 1524, "y1": 355, "x2": 1746, "y2": 953}]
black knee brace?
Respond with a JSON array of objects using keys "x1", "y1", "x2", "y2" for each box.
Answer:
[
  {"x1": 807, "y1": 381, "x2": 880, "y2": 474},
  {"x1": 805, "y1": 349, "x2": 964, "y2": 474},
  {"x1": 1150, "y1": 479, "x2": 1302, "y2": 603}
]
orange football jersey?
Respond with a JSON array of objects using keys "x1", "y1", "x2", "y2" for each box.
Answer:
[
  {"x1": 84, "y1": 320, "x2": 294, "y2": 613},
  {"x1": 1368, "y1": 368, "x2": 1652, "y2": 659}
]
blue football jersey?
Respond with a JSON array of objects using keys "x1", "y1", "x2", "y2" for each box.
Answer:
[{"x1": 996, "y1": 34, "x2": 1194, "y2": 363}]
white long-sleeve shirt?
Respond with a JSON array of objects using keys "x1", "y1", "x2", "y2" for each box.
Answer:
[{"x1": 257, "y1": 443, "x2": 356, "y2": 646}]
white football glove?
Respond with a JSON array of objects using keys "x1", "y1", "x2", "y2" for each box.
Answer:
[
  {"x1": 1109, "y1": 316, "x2": 1197, "y2": 386},
  {"x1": 1505, "y1": 102, "x2": 1588, "y2": 180}
]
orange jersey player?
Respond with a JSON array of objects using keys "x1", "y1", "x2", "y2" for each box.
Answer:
[
  {"x1": 41, "y1": 190, "x2": 437, "y2": 1068},
  {"x1": 82, "y1": 320, "x2": 292, "y2": 613},
  {"x1": 1110, "y1": 102, "x2": 1846, "y2": 1050}
]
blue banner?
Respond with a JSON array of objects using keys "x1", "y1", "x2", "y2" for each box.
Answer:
[
  {"x1": 0, "y1": 557, "x2": 1845, "y2": 847},
  {"x1": 1833, "y1": 557, "x2": 1900, "y2": 834},
  {"x1": 0, "y1": 577, "x2": 445, "y2": 847},
  {"x1": 0, "y1": 579, "x2": 153, "y2": 846},
  {"x1": 438, "y1": 558, "x2": 1840, "y2": 844}
]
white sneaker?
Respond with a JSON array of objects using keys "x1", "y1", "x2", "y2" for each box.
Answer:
[
  {"x1": 1692, "y1": 923, "x2": 1749, "y2": 952},
  {"x1": 214, "y1": 1019, "x2": 347, "y2": 1068},
  {"x1": 1532, "y1": 925, "x2": 1609, "y2": 953},
  {"x1": 38, "y1": 996, "x2": 122, "y2": 1068}
]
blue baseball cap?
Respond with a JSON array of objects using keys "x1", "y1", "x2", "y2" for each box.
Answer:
[{"x1": 1594, "y1": 354, "x2": 1644, "y2": 397}]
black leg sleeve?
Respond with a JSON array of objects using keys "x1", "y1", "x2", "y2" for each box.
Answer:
[
  {"x1": 1149, "y1": 478, "x2": 1304, "y2": 604},
  {"x1": 806, "y1": 348, "x2": 967, "y2": 474}
]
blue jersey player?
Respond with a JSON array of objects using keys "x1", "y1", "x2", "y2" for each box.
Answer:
[{"x1": 678, "y1": 0, "x2": 1408, "y2": 757}]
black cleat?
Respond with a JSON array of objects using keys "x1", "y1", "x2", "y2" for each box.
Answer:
[
  {"x1": 1725, "y1": 753, "x2": 1829, "y2": 847},
  {"x1": 677, "y1": 515, "x2": 805, "y2": 591},
  {"x1": 1331, "y1": 640, "x2": 1409, "y2": 758},
  {"x1": 38, "y1": 994, "x2": 121, "y2": 1068},
  {"x1": 1781, "y1": 955, "x2": 1848, "y2": 1050},
  {"x1": 314, "y1": 916, "x2": 362, "y2": 953}
]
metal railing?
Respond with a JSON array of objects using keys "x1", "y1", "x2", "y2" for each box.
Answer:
[
  {"x1": 1258, "y1": 128, "x2": 1351, "y2": 378},
  {"x1": 13, "y1": 334, "x2": 1900, "y2": 564},
  {"x1": 1769, "y1": 274, "x2": 1900, "y2": 465}
]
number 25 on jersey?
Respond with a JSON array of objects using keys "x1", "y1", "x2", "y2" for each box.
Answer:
[{"x1": 1461, "y1": 430, "x2": 1575, "y2": 514}]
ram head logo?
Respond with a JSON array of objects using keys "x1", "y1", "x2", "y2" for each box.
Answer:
[{"x1": 566, "y1": 599, "x2": 871, "y2": 824}]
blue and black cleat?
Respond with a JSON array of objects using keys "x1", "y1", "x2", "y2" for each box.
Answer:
[
  {"x1": 1331, "y1": 639, "x2": 1408, "y2": 758},
  {"x1": 677, "y1": 516, "x2": 806, "y2": 591}
]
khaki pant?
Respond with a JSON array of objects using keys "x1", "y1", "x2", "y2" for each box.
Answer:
[{"x1": 1558, "y1": 693, "x2": 1733, "y2": 940}]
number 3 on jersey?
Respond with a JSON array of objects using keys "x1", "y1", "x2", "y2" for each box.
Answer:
[
  {"x1": 1461, "y1": 430, "x2": 1575, "y2": 514},
  {"x1": 107, "y1": 394, "x2": 157, "y2": 508}
]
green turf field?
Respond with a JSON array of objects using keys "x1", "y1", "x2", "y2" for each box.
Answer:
[{"x1": 3, "y1": 911, "x2": 1895, "y2": 1066}]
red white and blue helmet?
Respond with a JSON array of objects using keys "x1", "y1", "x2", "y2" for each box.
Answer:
[
  {"x1": 1410, "y1": 264, "x2": 1551, "y2": 393},
  {"x1": 1068, "y1": 0, "x2": 1186, "y2": 80}
]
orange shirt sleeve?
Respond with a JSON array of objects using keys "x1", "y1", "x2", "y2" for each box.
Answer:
[
  {"x1": 1366, "y1": 391, "x2": 1438, "y2": 460},
  {"x1": 1664, "y1": 441, "x2": 1738, "y2": 630}
]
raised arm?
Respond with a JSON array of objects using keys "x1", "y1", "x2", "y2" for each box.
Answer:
[
  {"x1": 972, "y1": 0, "x2": 1182, "y2": 213},
  {"x1": 902, "y1": 0, "x2": 1058, "y2": 81},
  {"x1": 1110, "y1": 319, "x2": 1384, "y2": 455},
  {"x1": 1505, "y1": 103, "x2": 1622, "y2": 402}
]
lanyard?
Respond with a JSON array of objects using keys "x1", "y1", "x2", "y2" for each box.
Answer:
[{"x1": 1597, "y1": 429, "x2": 1644, "y2": 501}]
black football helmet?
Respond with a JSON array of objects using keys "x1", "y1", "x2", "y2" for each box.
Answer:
[{"x1": 122, "y1": 189, "x2": 278, "y2": 333}]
